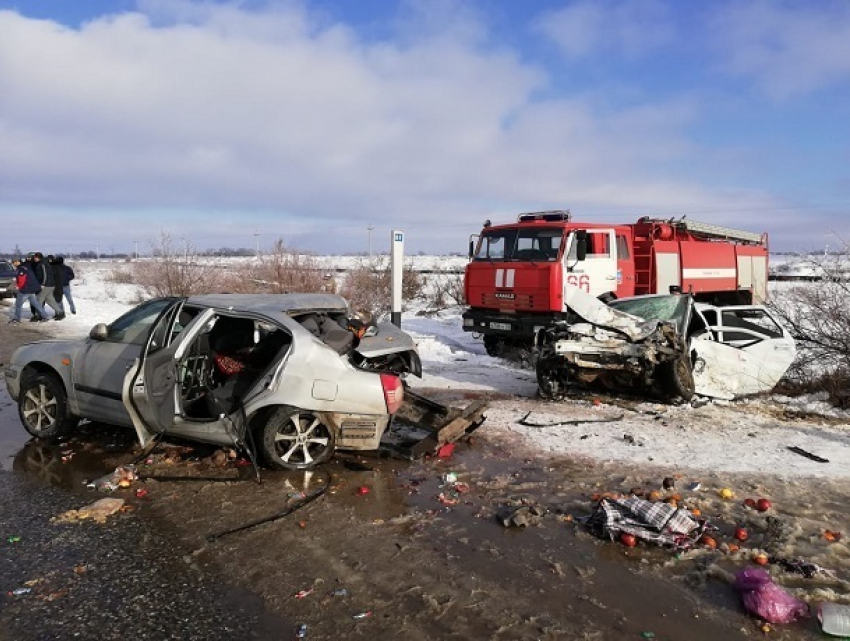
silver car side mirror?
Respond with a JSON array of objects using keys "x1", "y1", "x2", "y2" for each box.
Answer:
[{"x1": 90, "y1": 323, "x2": 109, "y2": 341}]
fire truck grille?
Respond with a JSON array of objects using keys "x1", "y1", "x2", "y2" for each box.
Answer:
[{"x1": 481, "y1": 294, "x2": 534, "y2": 308}]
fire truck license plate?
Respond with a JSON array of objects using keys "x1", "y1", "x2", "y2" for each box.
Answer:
[{"x1": 490, "y1": 322, "x2": 512, "y2": 331}]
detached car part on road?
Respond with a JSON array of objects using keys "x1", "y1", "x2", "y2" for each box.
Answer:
[
  {"x1": 535, "y1": 287, "x2": 796, "y2": 401},
  {"x1": 4, "y1": 294, "x2": 424, "y2": 470}
]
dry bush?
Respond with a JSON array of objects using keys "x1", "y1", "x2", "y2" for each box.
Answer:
[
  {"x1": 425, "y1": 271, "x2": 466, "y2": 309},
  {"x1": 132, "y1": 233, "x2": 224, "y2": 297},
  {"x1": 768, "y1": 245, "x2": 850, "y2": 404},
  {"x1": 106, "y1": 265, "x2": 135, "y2": 284},
  {"x1": 339, "y1": 258, "x2": 391, "y2": 320},
  {"x1": 221, "y1": 239, "x2": 332, "y2": 294},
  {"x1": 339, "y1": 257, "x2": 425, "y2": 320}
]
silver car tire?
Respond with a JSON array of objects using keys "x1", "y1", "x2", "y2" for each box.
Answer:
[
  {"x1": 18, "y1": 372, "x2": 76, "y2": 440},
  {"x1": 260, "y1": 407, "x2": 336, "y2": 470}
]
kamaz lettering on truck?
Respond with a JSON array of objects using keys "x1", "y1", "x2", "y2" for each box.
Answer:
[{"x1": 461, "y1": 211, "x2": 768, "y2": 356}]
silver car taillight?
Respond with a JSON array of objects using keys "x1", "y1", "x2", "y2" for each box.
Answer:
[{"x1": 380, "y1": 373, "x2": 403, "y2": 414}]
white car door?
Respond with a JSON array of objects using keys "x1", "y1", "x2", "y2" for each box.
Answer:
[{"x1": 691, "y1": 306, "x2": 796, "y2": 399}]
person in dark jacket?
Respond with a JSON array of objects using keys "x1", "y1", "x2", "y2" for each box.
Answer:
[
  {"x1": 8, "y1": 261, "x2": 48, "y2": 323},
  {"x1": 32, "y1": 252, "x2": 64, "y2": 320},
  {"x1": 56, "y1": 256, "x2": 77, "y2": 314},
  {"x1": 49, "y1": 255, "x2": 66, "y2": 316}
]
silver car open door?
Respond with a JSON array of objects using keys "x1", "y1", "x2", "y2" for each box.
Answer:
[{"x1": 123, "y1": 308, "x2": 216, "y2": 446}]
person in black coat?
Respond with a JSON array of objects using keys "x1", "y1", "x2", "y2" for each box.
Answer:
[
  {"x1": 49, "y1": 255, "x2": 66, "y2": 314},
  {"x1": 32, "y1": 252, "x2": 64, "y2": 320},
  {"x1": 56, "y1": 256, "x2": 77, "y2": 314}
]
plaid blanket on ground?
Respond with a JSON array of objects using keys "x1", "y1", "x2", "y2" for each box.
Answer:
[{"x1": 586, "y1": 496, "x2": 706, "y2": 549}]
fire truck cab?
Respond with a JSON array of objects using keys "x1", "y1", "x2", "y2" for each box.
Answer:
[{"x1": 462, "y1": 210, "x2": 768, "y2": 356}]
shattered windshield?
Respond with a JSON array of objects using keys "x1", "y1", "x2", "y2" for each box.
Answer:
[
  {"x1": 474, "y1": 228, "x2": 563, "y2": 262},
  {"x1": 608, "y1": 295, "x2": 691, "y2": 332}
]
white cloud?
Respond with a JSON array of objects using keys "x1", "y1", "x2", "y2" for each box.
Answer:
[
  {"x1": 0, "y1": 2, "x2": 844, "y2": 254},
  {"x1": 710, "y1": 1, "x2": 850, "y2": 100},
  {"x1": 530, "y1": 0, "x2": 674, "y2": 60}
]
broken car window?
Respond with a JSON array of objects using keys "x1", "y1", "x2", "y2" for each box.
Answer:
[{"x1": 608, "y1": 295, "x2": 691, "y2": 333}]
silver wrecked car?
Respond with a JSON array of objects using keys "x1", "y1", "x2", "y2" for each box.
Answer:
[{"x1": 4, "y1": 293, "x2": 422, "y2": 470}]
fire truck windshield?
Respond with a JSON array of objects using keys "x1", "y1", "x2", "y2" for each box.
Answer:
[{"x1": 474, "y1": 228, "x2": 563, "y2": 262}]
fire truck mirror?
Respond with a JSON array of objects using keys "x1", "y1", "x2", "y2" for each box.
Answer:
[{"x1": 575, "y1": 230, "x2": 588, "y2": 262}]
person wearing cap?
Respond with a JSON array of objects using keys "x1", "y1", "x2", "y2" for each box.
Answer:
[{"x1": 8, "y1": 260, "x2": 48, "y2": 324}]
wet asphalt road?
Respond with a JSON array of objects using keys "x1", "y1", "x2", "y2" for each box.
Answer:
[
  {"x1": 0, "y1": 470, "x2": 287, "y2": 641},
  {"x1": 0, "y1": 322, "x2": 287, "y2": 640}
]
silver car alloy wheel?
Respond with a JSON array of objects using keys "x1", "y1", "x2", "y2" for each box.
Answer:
[
  {"x1": 274, "y1": 411, "x2": 333, "y2": 468},
  {"x1": 22, "y1": 380, "x2": 60, "y2": 434}
]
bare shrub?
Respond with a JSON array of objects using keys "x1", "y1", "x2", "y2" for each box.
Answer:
[
  {"x1": 107, "y1": 265, "x2": 135, "y2": 285},
  {"x1": 338, "y1": 258, "x2": 424, "y2": 320},
  {"x1": 340, "y1": 258, "x2": 391, "y2": 320},
  {"x1": 426, "y1": 271, "x2": 465, "y2": 309},
  {"x1": 769, "y1": 244, "x2": 850, "y2": 404},
  {"x1": 132, "y1": 232, "x2": 224, "y2": 297},
  {"x1": 222, "y1": 239, "x2": 332, "y2": 294}
]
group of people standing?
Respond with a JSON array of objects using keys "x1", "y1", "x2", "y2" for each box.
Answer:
[{"x1": 8, "y1": 253, "x2": 77, "y2": 324}]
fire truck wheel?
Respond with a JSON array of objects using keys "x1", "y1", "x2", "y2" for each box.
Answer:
[
  {"x1": 659, "y1": 353, "x2": 695, "y2": 402},
  {"x1": 483, "y1": 335, "x2": 505, "y2": 357}
]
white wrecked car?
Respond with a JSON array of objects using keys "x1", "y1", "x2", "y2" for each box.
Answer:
[
  {"x1": 5, "y1": 294, "x2": 421, "y2": 470},
  {"x1": 535, "y1": 289, "x2": 795, "y2": 401}
]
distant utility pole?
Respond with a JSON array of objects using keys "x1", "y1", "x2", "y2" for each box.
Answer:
[
  {"x1": 367, "y1": 223, "x2": 374, "y2": 258},
  {"x1": 134, "y1": 240, "x2": 139, "y2": 259},
  {"x1": 254, "y1": 230, "x2": 260, "y2": 258}
]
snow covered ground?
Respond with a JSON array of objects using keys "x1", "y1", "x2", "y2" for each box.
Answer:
[{"x1": 4, "y1": 260, "x2": 849, "y2": 480}]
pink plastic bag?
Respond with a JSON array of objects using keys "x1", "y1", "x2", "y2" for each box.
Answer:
[{"x1": 734, "y1": 568, "x2": 810, "y2": 624}]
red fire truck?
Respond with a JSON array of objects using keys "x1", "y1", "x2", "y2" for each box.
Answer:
[{"x1": 462, "y1": 210, "x2": 769, "y2": 355}]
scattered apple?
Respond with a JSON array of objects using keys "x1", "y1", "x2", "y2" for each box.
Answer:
[
  {"x1": 620, "y1": 533, "x2": 637, "y2": 547},
  {"x1": 744, "y1": 498, "x2": 757, "y2": 509},
  {"x1": 756, "y1": 498, "x2": 772, "y2": 512},
  {"x1": 734, "y1": 527, "x2": 749, "y2": 542},
  {"x1": 718, "y1": 488, "x2": 734, "y2": 500},
  {"x1": 752, "y1": 553, "x2": 769, "y2": 565},
  {"x1": 699, "y1": 535, "x2": 717, "y2": 549}
]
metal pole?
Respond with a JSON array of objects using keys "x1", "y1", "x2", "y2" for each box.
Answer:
[
  {"x1": 368, "y1": 224, "x2": 374, "y2": 258},
  {"x1": 390, "y1": 230, "x2": 404, "y2": 327}
]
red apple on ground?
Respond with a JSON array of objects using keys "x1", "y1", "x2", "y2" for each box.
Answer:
[
  {"x1": 756, "y1": 498, "x2": 772, "y2": 512},
  {"x1": 620, "y1": 533, "x2": 637, "y2": 547},
  {"x1": 734, "y1": 527, "x2": 749, "y2": 541}
]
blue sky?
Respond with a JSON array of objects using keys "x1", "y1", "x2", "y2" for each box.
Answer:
[{"x1": 1, "y1": 0, "x2": 848, "y2": 256}]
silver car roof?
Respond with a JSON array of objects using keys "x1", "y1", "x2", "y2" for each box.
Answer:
[{"x1": 184, "y1": 293, "x2": 349, "y2": 318}]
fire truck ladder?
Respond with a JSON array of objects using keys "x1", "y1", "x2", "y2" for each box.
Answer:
[{"x1": 674, "y1": 219, "x2": 765, "y2": 245}]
